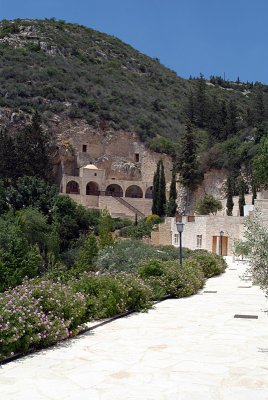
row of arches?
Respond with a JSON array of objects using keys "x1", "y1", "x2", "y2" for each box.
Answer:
[{"x1": 66, "y1": 181, "x2": 153, "y2": 199}]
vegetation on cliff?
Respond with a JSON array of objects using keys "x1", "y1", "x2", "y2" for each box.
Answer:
[{"x1": 0, "y1": 18, "x2": 268, "y2": 188}]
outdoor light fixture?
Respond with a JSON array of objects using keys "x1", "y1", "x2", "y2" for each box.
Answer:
[
  {"x1": 176, "y1": 220, "x2": 184, "y2": 270},
  {"x1": 219, "y1": 230, "x2": 224, "y2": 256}
]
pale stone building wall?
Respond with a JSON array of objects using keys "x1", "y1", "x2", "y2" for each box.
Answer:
[
  {"x1": 219, "y1": 194, "x2": 253, "y2": 216},
  {"x1": 62, "y1": 164, "x2": 154, "y2": 218},
  {"x1": 151, "y1": 215, "x2": 245, "y2": 256}
]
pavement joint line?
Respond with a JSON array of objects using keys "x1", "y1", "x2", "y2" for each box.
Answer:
[
  {"x1": 203, "y1": 290, "x2": 218, "y2": 293},
  {"x1": 234, "y1": 314, "x2": 258, "y2": 319}
]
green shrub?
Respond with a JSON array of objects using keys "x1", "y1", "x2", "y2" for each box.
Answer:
[
  {"x1": 71, "y1": 272, "x2": 152, "y2": 320},
  {"x1": 74, "y1": 234, "x2": 98, "y2": 272},
  {"x1": 145, "y1": 214, "x2": 163, "y2": 225},
  {"x1": 120, "y1": 221, "x2": 152, "y2": 239},
  {"x1": 111, "y1": 217, "x2": 133, "y2": 231},
  {"x1": 0, "y1": 278, "x2": 87, "y2": 360},
  {"x1": 138, "y1": 258, "x2": 205, "y2": 300},
  {"x1": 0, "y1": 215, "x2": 42, "y2": 292},
  {"x1": 95, "y1": 240, "x2": 188, "y2": 272},
  {"x1": 192, "y1": 250, "x2": 227, "y2": 277}
]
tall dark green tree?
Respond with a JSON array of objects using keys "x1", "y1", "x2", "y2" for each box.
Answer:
[
  {"x1": 185, "y1": 91, "x2": 195, "y2": 123},
  {"x1": 238, "y1": 177, "x2": 246, "y2": 217},
  {"x1": 177, "y1": 121, "x2": 200, "y2": 189},
  {"x1": 255, "y1": 89, "x2": 265, "y2": 126},
  {"x1": 152, "y1": 160, "x2": 166, "y2": 217},
  {"x1": 16, "y1": 111, "x2": 52, "y2": 181},
  {"x1": 166, "y1": 168, "x2": 177, "y2": 217},
  {"x1": 253, "y1": 133, "x2": 268, "y2": 186},
  {"x1": 254, "y1": 89, "x2": 265, "y2": 143},
  {"x1": 252, "y1": 181, "x2": 257, "y2": 205},
  {"x1": 0, "y1": 180, "x2": 8, "y2": 215},
  {"x1": 158, "y1": 160, "x2": 166, "y2": 217},
  {"x1": 226, "y1": 176, "x2": 234, "y2": 216},
  {"x1": 225, "y1": 100, "x2": 238, "y2": 137},
  {"x1": 152, "y1": 161, "x2": 160, "y2": 215},
  {"x1": 195, "y1": 73, "x2": 207, "y2": 128},
  {"x1": 0, "y1": 128, "x2": 18, "y2": 184}
]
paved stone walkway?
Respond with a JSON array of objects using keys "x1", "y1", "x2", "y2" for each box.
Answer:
[{"x1": 1, "y1": 257, "x2": 268, "y2": 400}]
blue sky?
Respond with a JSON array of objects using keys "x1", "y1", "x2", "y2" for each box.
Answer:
[{"x1": 1, "y1": 0, "x2": 268, "y2": 83}]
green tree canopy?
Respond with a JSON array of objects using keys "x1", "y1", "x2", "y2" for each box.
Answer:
[
  {"x1": 195, "y1": 194, "x2": 223, "y2": 215},
  {"x1": 75, "y1": 234, "x2": 98, "y2": 272},
  {"x1": 177, "y1": 121, "x2": 200, "y2": 189},
  {"x1": 98, "y1": 208, "x2": 114, "y2": 248},
  {"x1": 152, "y1": 160, "x2": 166, "y2": 217},
  {"x1": 7, "y1": 176, "x2": 58, "y2": 214},
  {"x1": 226, "y1": 176, "x2": 234, "y2": 216},
  {"x1": 166, "y1": 168, "x2": 177, "y2": 217},
  {"x1": 0, "y1": 214, "x2": 41, "y2": 292},
  {"x1": 253, "y1": 134, "x2": 268, "y2": 186}
]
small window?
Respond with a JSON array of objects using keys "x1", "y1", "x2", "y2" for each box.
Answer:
[
  {"x1": 135, "y1": 153, "x2": 140, "y2": 162},
  {"x1": 82, "y1": 145, "x2": 87, "y2": 153},
  {"x1": 174, "y1": 234, "x2": 179, "y2": 245},
  {"x1": 197, "y1": 235, "x2": 202, "y2": 249},
  {"x1": 94, "y1": 173, "x2": 97, "y2": 176}
]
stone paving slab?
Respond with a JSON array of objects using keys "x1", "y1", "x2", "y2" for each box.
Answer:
[{"x1": 1, "y1": 257, "x2": 268, "y2": 399}]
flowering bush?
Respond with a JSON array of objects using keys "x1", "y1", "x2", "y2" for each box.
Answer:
[{"x1": 0, "y1": 279, "x2": 87, "y2": 360}]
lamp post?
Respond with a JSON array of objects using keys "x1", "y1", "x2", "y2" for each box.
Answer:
[
  {"x1": 219, "y1": 230, "x2": 224, "y2": 256},
  {"x1": 176, "y1": 221, "x2": 184, "y2": 270}
]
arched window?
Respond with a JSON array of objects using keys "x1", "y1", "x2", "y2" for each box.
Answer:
[
  {"x1": 66, "y1": 180, "x2": 80, "y2": 194},
  {"x1": 145, "y1": 186, "x2": 153, "y2": 199},
  {"x1": 86, "y1": 181, "x2": 100, "y2": 195},
  {"x1": 125, "y1": 185, "x2": 143, "y2": 198},
  {"x1": 106, "y1": 184, "x2": 123, "y2": 197}
]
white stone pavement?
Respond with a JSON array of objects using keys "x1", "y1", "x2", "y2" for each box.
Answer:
[{"x1": 1, "y1": 257, "x2": 268, "y2": 400}]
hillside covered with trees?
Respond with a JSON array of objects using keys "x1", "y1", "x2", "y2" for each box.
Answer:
[{"x1": 0, "y1": 18, "x2": 268, "y2": 191}]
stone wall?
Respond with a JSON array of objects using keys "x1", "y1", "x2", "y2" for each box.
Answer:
[
  {"x1": 150, "y1": 218, "x2": 173, "y2": 246},
  {"x1": 151, "y1": 215, "x2": 245, "y2": 256},
  {"x1": 54, "y1": 120, "x2": 173, "y2": 184}
]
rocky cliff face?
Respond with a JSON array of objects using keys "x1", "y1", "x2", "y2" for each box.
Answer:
[{"x1": 0, "y1": 107, "x2": 173, "y2": 187}]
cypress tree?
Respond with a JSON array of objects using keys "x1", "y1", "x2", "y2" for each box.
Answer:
[
  {"x1": 226, "y1": 176, "x2": 234, "y2": 216},
  {"x1": 177, "y1": 121, "x2": 200, "y2": 189},
  {"x1": 152, "y1": 161, "x2": 160, "y2": 215},
  {"x1": 157, "y1": 160, "x2": 166, "y2": 217},
  {"x1": 238, "y1": 178, "x2": 246, "y2": 217},
  {"x1": 252, "y1": 181, "x2": 257, "y2": 205},
  {"x1": 152, "y1": 160, "x2": 166, "y2": 217},
  {"x1": 0, "y1": 128, "x2": 18, "y2": 184},
  {"x1": 166, "y1": 168, "x2": 177, "y2": 217},
  {"x1": 225, "y1": 100, "x2": 238, "y2": 137},
  {"x1": 185, "y1": 91, "x2": 195, "y2": 123},
  {"x1": 254, "y1": 89, "x2": 265, "y2": 143},
  {"x1": 255, "y1": 89, "x2": 265, "y2": 126},
  {"x1": 16, "y1": 111, "x2": 52, "y2": 182},
  {"x1": 195, "y1": 73, "x2": 207, "y2": 128},
  {"x1": 75, "y1": 234, "x2": 98, "y2": 271},
  {"x1": 98, "y1": 208, "x2": 114, "y2": 248}
]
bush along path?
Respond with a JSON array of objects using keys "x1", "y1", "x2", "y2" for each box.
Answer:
[{"x1": 0, "y1": 250, "x2": 226, "y2": 363}]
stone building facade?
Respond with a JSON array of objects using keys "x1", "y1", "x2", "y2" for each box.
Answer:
[
  {"x1": 151, "y1": 190, "x2": 268, "y2": 256},
  {"x1": 60, "y1": 129, "x2": 173, "y2": 218},
  {"x1": 61, "y1": 164, "x2": 154, "y2": 218}
]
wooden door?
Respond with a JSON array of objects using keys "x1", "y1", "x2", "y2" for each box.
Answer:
[
  {"x1": 221, "y1": 236, "x2": 228, "y2": 256},
  {"x1": 212, "y1": 236, "x2": 217, "y2": 253}
]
